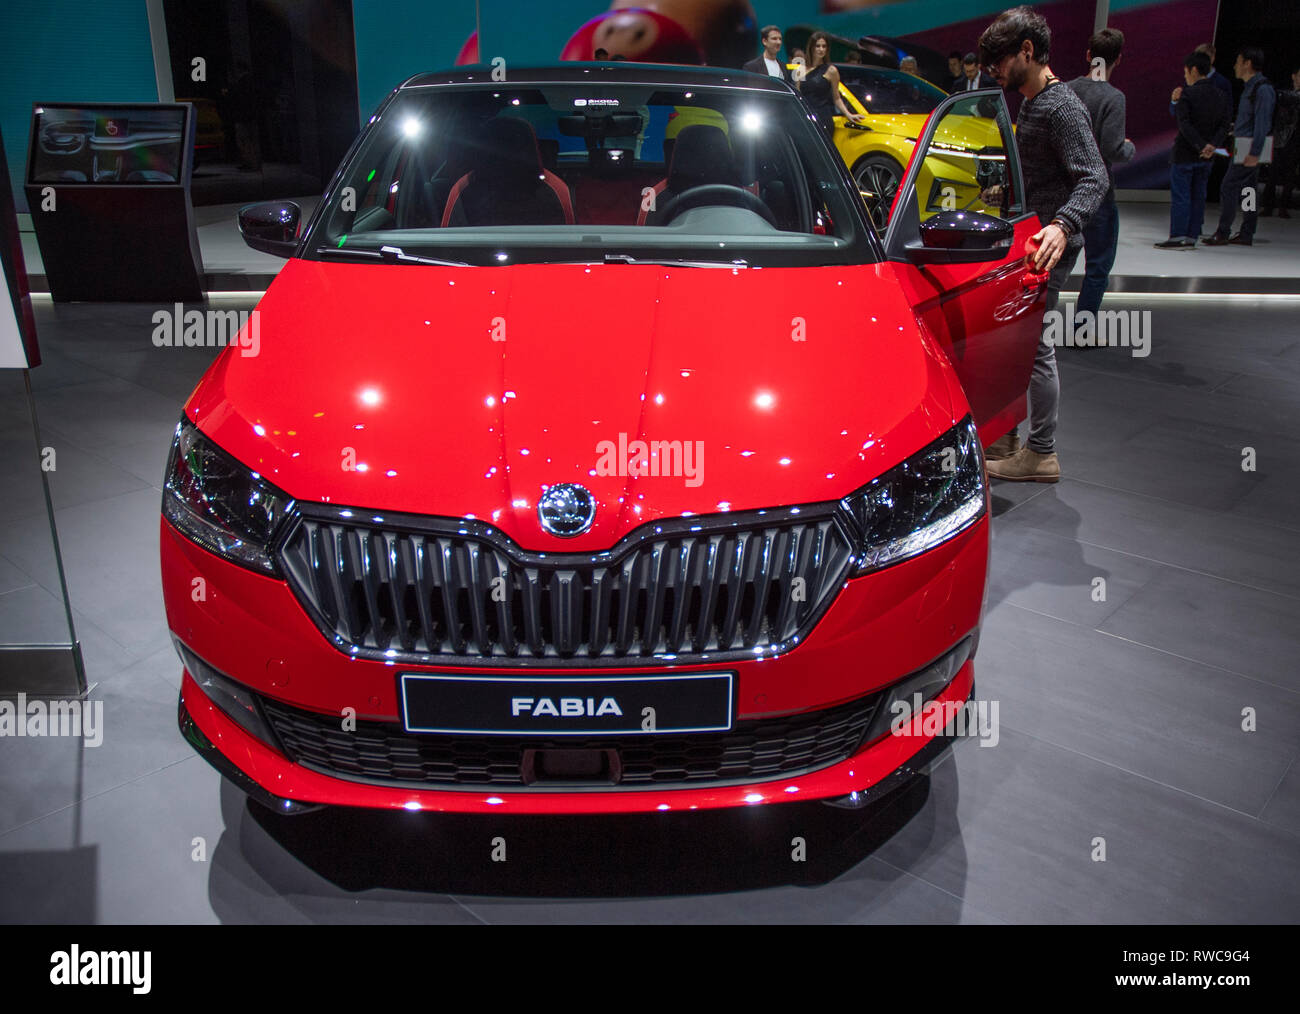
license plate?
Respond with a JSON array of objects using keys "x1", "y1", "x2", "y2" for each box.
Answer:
[{"x1": 398, "y1": 672, "x2": 734, "y2": 736}]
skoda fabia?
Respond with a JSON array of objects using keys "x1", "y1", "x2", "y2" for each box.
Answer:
[{"x1": 164, "y1": 64, "x2": 1045, "y2": 815}]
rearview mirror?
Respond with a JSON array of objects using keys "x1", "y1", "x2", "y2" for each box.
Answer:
[
  {"x1": 238, "y1": 201, "x2": 301, "y2": 258},
  {"x1": 905, "y1": 210, "x2": 1013, "y2": 264}
]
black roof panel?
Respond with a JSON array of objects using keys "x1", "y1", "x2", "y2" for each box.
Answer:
[{"x1": 400, "y1": 62, "x2": 797, "y2": 93}]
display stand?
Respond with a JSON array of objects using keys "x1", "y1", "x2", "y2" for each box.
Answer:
[
  {"x1": 24, "y1": 101, "x2": 202, "y2": 302},
  {"x1": 0, "y1": 134, "x2": 87, "y2": 697}
]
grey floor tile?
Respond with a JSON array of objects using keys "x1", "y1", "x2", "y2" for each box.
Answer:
[
  {"x1": 26, "y1": 348, "x2": 114, "y2": 392},
  {"x1": 92, "y1": 433, "x2": 172, "y2": 491},
  {"x1": 0, "y1": 488, "x2": 171, "y2": 661},
  {"x1": 0, "y1": 733, "x2": 83, "y2": 839},
  {"x1": 989, "y1": 482, "x2": 1050, "y2": 518},
  {"x1": 977, "y1": 603, "x2": 1300, "y2": 813},
  {"x1": 0, "y1": 584, "x2": 73, "y2": 643},
  {"x1": 0, "y1": 554, "x2": 38, "y2": 597},
  {"x1": 987, "y1": 524, "x2": 1161, "y2": 627},
  {"x1": 1260, "y1": 761, "x2": 1300, "y2": 837},
  {"x1": 29, "y1": 378, "x2": 184, "y2": 456},
  {"x1": 871, "y1": 729, "x2": 1300, "y2": 923},
  {"x1": 1007, "y1": 479, "x2": 1300, "y2": 600},
  {"x1": 1098, "y1": 567, "x2": 1300, "y2": 691},
  {"x1": 0, "y1": 759, "x2": 225, "y2": 923},
  {"x1": 1060, "y1": 421, "x2": 1262, "y2": 512},
  {"x1": 0, "y1": 424, "x2": 149, "y2": 523},
  {"x1": 457, "y1": 854, "x2": 998, "y2": 924}
]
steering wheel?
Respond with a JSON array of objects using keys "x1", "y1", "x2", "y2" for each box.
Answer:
[{"x1": 654, "y1": 184, "x2": 778, "y2": 227}]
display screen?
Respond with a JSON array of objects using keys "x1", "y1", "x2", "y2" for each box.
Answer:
[{"x1": 29, "y1": 105, "x2": 189, "y2": 185}]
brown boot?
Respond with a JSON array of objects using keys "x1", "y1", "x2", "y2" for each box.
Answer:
[
  {"x1": 985, "y1": 446, "x2": 1060, "y2": 483},
  {"x1": 984, "y1": 432, "x2": 1020, "y2": 461}
]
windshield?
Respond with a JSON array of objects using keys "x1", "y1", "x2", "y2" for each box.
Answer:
[
  {"x1": 839, "y1": 67, "x2": 945, "y2": 116},
  {"x1": 304, "y1": 81, "x2": 874, "y2": 267}
]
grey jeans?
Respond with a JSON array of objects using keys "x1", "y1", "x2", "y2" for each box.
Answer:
[{"x1": 1023, "y1": 245, "x2": 1080, "y2": 455}]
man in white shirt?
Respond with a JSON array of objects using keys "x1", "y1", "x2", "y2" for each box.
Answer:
[
  {"x1": 744, "y1": 26, "x2": 793, "y2": 84},
  {"x1": 953, "y1": 53, "x2": 997, "y2": 92}
]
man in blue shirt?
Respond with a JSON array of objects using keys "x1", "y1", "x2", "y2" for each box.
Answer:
[{"x1": 1205, "y1": 47, "x2": 1276, "y2": 246}]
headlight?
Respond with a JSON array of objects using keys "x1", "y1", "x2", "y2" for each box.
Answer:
[
  {"x1": 841, "y1": 416, "x2": 985, "y2": 573},
  {"x1": 163, "y1": 419, "x2": 293, "y2": 574}
]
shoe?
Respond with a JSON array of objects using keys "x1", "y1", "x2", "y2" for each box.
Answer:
[
  {"x1": 985, "y1": 446, "x2": 1060, "y2": 483},
  {"x1": 1201, "y1": 232, "x2": 1231, "y2": 246},
  {"x1": 1229, "y1": 233, "x2": 1253, "y2": 246},
  {"x1": 1262, "y1": 207, "x2": 1275, "y2": 217},
  {"x1": 984, "y1": 432, "x2": 1020, "y2": 461},
  {"x1": 1179, "y1": 239, "x2": 1197, "y2": 248},
  {"x1": 1153, "y1": 238, "x2": 1186, "y2": 249},
  {"x1": 1281, "y1": 209, "x2": 1292, "y2": 219}
]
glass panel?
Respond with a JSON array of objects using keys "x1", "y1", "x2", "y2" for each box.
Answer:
[
  {"x1": 306, "y1": 82, "x2": 874, "y2": 267},
  {"x1": 912, "y1": 92, "x2": 1021, "y2": 223}
]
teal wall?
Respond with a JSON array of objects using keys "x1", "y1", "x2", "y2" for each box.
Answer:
[
  {"x1": 352, "y1": 0, "x2": 480, "y2": 117},
  {"x1": 0, "y1": 1, "x2": 159, "y2": 212}
]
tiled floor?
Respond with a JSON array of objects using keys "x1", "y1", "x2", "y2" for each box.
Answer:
[{"x1": 0, "y1": 293, "x2": 1298, "y2": 923}]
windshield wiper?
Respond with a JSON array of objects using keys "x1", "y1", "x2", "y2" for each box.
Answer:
[
  {"x1": 601, "y1": 253, "x2": 749, "y2": 268},
  {"x1": 315, "y1": 245, "x2": 468, "y2": 267}
]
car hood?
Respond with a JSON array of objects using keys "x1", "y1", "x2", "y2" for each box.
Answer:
[{"x1": 187, "y1": 259, "x2": 957, "y2": 552}]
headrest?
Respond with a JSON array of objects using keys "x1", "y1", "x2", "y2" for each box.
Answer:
[
  {"x1": 469, "y1": 116, "x2": 544, "y2": 184},
  {"x1": 667, "y1": 125, "x2": 738, "y2": 190}
]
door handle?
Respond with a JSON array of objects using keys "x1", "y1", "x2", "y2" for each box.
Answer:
[{"x1": 1021, "y1": 271, "x2": 1049, "y2": 293}]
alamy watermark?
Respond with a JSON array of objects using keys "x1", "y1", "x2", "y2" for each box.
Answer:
[
  {"x1": 0, "y1": 693, "x2": 103, "y2": 746},
  {"x1": 594, "y1": 433, "x2": 704, "y2": 487},
  {"x1": 890, "y1": 694, "x2": 1000, "y2": 747},
  {"x1": 151, "y1": 303, "x2": 260, "y2": 357},
  {"x1": 1044, "y1": 302, "x2": 1151, "y2": 357}
]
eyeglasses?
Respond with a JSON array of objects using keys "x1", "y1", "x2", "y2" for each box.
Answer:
[{"x1": 984, "y1": 53, "x2": 1015, "y2": 78}]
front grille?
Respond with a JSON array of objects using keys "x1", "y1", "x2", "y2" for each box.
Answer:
[
  {"x1": 260, "y1": 692, "x2": 881, "y2": 789},
  {"x1": 278, "y1": 504, "x2": 854, "y2": 666}
]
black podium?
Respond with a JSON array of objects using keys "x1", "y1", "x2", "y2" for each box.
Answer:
[{"x1": 25, "y1": 102, "x2": 203, "y2": 302}]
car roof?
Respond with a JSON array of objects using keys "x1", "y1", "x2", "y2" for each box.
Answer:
[
  {"x1": 399, "y1": 63, "x2": 796, "y2": 92},
  {"x1": 837, "y1": 65, "x2": 918, "y2": 81}
]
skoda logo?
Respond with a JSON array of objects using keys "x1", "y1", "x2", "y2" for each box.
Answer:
[{"x1": 537, "y1": 483, "x2": 596, "y2": 538}]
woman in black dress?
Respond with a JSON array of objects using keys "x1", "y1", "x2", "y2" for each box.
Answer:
[{"x1": 797, "y1": 31, "x2": 866, "y2": 138}]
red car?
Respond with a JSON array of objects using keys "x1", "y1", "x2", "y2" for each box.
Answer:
[{"x1": 164, "y1": 65, "x2": 1044, "y2": 816}]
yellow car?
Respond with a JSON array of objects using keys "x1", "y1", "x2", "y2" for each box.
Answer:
[{"x1": 818, "y1": 66, "x2": 1008, "y2": 229}]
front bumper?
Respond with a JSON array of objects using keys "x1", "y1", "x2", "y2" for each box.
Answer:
[
  {"x1": 164, "y1": 507, "x2": 988, "y2": 815},
  {"x1": 177, "y1": 659, "x2": 974, "y2": 814}
]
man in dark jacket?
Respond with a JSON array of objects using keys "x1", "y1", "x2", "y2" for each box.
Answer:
[
  {"x1": 1169, "y1": 44, "x2": 1232, "y2": 117},
  {"x1": 743, "y1": 26, "x2": 793, "y2": 83},
  {"x1": 1068, "y1": 28, "x2": 1135, "y2": 316},
  {"x1": 952, "y1": 53, "x2": 997, "y2": 92},
  {"x1": 1157, "y1": 52, "x2": 1231, "y2": 247},
  {"x1": 1205, "y1": 47, "x2": 1276, "y2": 246},
  {"x1": 978, "y1": 6, "x2": 1108, "y2": 483}
]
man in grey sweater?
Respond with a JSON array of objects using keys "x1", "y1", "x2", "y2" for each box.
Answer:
[
  {"x1": 1068, "y1": 28, "x2": 1135, "y2": 318},
  {"x1": 979, "y1": 6, "x2": 1109, "y2": 483}
]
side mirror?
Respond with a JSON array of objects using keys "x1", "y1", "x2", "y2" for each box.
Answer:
[
  {"x1": 905, "y1": 210, "x2": 1013, "y2": 264},
  {"x1": 238, "y1": 201, "x2": 301, "y2": 258}
]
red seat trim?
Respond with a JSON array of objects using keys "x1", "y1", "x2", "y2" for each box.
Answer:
[{"x1": 440, "y1": 169, "x2": 574, "y2": 227}]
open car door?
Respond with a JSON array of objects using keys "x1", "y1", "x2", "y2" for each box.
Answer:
[{"x1": 882, "y1": 88, "x2": 1047, "y2": 446}]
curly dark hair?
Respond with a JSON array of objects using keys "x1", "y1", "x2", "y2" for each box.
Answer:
[{"x1": 978, "y1": 6, "x2": 1051, "y2": 68}]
